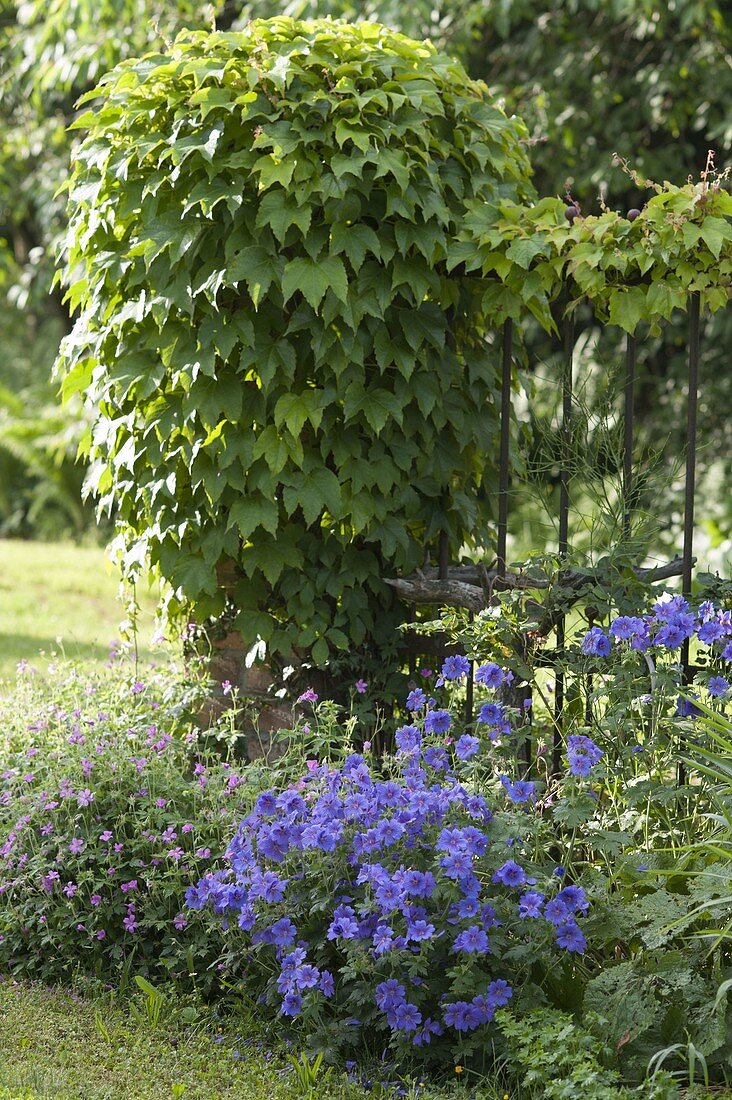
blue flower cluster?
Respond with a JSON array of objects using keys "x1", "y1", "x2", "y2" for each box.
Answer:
[
  {"x1": 188, "y1": 664, "x2": 591, "y2": 1050},
  {"x1": 581, "y1": 597, "x2": 732, "y2": 700},
  {"x1": 565, "y1": 735, "x2": 603, "y2": 778}
]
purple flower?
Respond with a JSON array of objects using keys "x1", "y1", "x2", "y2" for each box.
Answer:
[
  {"x1": 708, "y1": 676, "x2": 729, "y2": 697},
  {"x1": 90, "y1": 894, "x2": 102, "y2": 907},
  {"x1": 297, "y1": 689, "x2": 318, "y2": 704},
  {"x1": 453, "y1": 925, "x2": 489, "y2": 954},
  {"x1": 395, "y1": 725, "x2": 421, "y2": 753},
  {"x1": 441, "y1": 655, "x2": 470, "y2": 681},
  {"x1": 581, "y1": 627, "x2": 611, "y2": 657},
  {"x1": 354, "y1": 679, "x2": 368, "y2": 694},
  {"x1": 455, "y1": 735, "x2": 480, "y2": 761},
  {"x1": 281, "y1": 992, "x2": 302, "y2": 1017},
  {"x1": 123, "y1": 905, "x2": 139, "y2": 933},
  {"x1": 76, "y1": 789, "x2": 94, "y2": 807},
  {"x1": 372, "y1": 925, "x2": 395, "y2": 955},
  {"x1": 555, "y1": 921, "x2": 587, "y2": 953},
  {"x1": 475, "y1": 662, "x2": 505, "y2": 689},
  {"x1": 424, "y1": 709, "x2": 452, "y2": 735},
  {"x1": 392, "y1": 1002, "x2": 422, "y2": 1032},
  {"x1": 174, "y1": 913, "x2": 188, "y2": 931},
  {"x1": 492, "y1": 860, "x2": 527, "y2": 887},
  {"x1": 405, "y1": 688, "x2": 426, "y2": 711},
  {"x1": 443, "y1": 1000, "x2": 482, "y2": 1032},
  {"x1": 609, "y1": 616, "x2": 646, "y2": 641},
  {"x1": 406, "y1": 919, "x2": 435, "y2": 943},
  {"x1": 556, "y1": 885, "x2": 589, "y2": 914},
  {"x1": 68, "y1": 837, "x2": 86, "y2": 855},
  {"x1": 566, "y1": 734, "x2": 603, "y2": 777},
  {"x1": 376, "y1": 979, "x2": 407, "y2": 1012},
  {"x1": 518, "y1": 890, "x2": 544, "y2": 919},
  {"x1": 500, "y1": 775, "x2": 536, "y2": 803},
  {"x1": 544, "y1": 897, "x2": 571, "y2": 926},
  {"x1": 478, "y1": 702, "x2": 504, "y2": 726}
]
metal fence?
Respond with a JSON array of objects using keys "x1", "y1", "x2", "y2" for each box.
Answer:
[{"x1": 400, "y1": 291, "x2": 706, "y2": 774}]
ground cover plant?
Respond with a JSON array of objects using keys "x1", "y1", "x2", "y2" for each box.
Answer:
[
  {"x1": 183, "y1": 590, "x2": 732, "y2": 1091},
  {"x1": 0, "y1": 657, "x2": 269, "y2": 991},
  {"x1": 1, "y1": 594, "x2": 732, "y2": 1095}
]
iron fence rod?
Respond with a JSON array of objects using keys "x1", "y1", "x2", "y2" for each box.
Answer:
[
  {"x1": 682, "y1": 292, "x2": 701, "y2": 601},
  {"x1": 554, "y1": 308, "x2": 575, "y2": 775},
  {"x1": 623, "y1": 334, "x2": 637, "y2": 542},
  {"x1": 679, "y1": 291, "x2": 701, "y2": 785},
  {"x1": 497, "y1": 318, "x2": 513, "y2": 577}
]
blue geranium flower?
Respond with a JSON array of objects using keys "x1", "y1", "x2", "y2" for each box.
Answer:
[
  {"x1": 441, "y1": 655, "x2": 470, "y2": 681},
  {"x1": 424, "y1": 709, "x2": 452, "y2": 735},
  {"x1": 581, "y1": 627, "x2": 611, "y2": 656}
]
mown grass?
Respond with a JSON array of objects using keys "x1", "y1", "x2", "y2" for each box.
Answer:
[
  {"x1": 0, "y1": 980, "x2": 477, "y2": 1100},
  {"x1": 0, "y1": 538, "x2": 161, "y2": 681}
]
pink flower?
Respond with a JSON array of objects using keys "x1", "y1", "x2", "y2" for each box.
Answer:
[
  {"x1": 221, "y1": 680, "x2": 233, "y2": 696},
  {"x1": 100, "y1": 831, "x2": 113, "y2": 842},
  {"x1": 306, "y1": 759, "x2": 319, "y2": 772}
]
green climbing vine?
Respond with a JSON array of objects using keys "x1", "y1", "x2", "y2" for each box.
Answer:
[
  {"x1": 55, "y1": 18, "x2": 533, "y2": 667},
  {"x1": 454, "y1": 159, "x2": 732, "y2": 333}
]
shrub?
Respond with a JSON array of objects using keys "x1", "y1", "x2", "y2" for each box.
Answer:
[
  {"x1": 0, "y1": 659, "x2": 265, "y2": 991},
  {"x1": 189, "y1": 670, "x2": 597, "y2": 1067},
  {"x1": 56, "y1": 18, "x2": 533, "y2": 670}
]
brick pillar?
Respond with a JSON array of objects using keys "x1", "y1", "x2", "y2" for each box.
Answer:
[{"x1": 196, "y1": 561, "x2": 293, "y2": 762}]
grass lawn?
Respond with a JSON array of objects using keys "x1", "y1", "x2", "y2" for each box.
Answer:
[
  {"x1": 0, "y1": 538, "x2": 161, "y2": 682},
  {"x1": 0, "y1": 980, "x2": 467, "y2": 1100}
]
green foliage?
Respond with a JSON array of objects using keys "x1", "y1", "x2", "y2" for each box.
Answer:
[
  {"x1": 495, "y1": 1008, "x2": 679, "y2": 1099},
  {"x1": 455, "y1": 167, "x2": 732, "y2": 334},
  {"x1": 0, "y1": 658, "x2": 268, "y2": 992},
  {"x1": 0, "y1": 979, "x2": 396, "y2": 1100},
  {"x1": 56, "y1": 18, "x2": 534, "y2": 663},
  {"x1": 0, "y1": 1, "x2": 206, "y2": 539}
]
